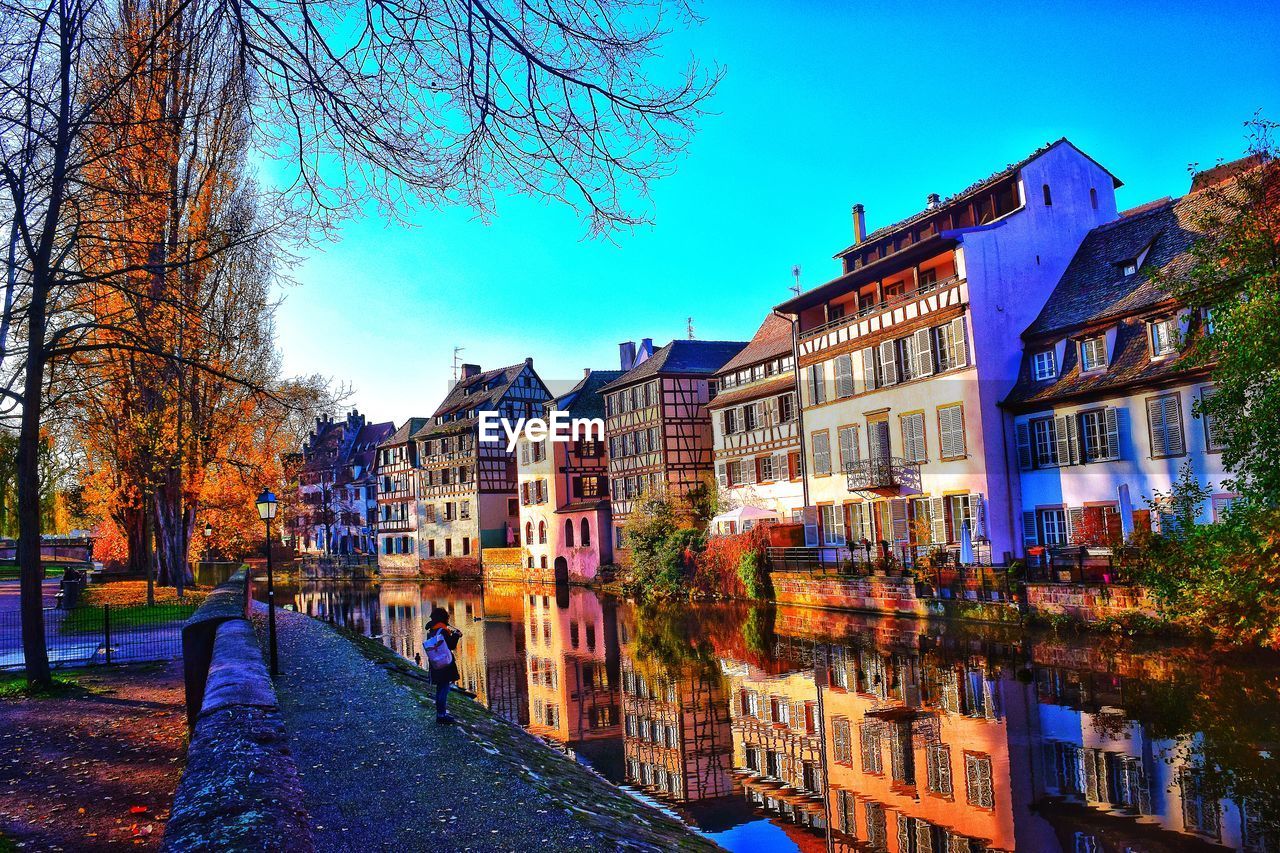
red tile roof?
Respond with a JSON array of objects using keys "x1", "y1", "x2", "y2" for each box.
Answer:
[{"x1": 716, "y1": 313, "x2": 793, "y2": 376}]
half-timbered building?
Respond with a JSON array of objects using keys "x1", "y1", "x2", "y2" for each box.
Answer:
[
  {"x1": 708, "y1": 313, "x2": 805, "y2": 527},
  {"x1": 601, "y1": 339, "x2": 748, "y2": 551},
  {"x1": 517, "y1": 368, "x2": 624, "y2": 584},
  {"x1": 375, "y1": 417, "x2": 429, "y2": 576},
  {"x1": 1002, "y1": 160, "x2": 1254, "y2": 559},
  {"x1": 412, "y1": 360, "x2": 552, "y2": 575},
  {"x1": 294, "y1": 410, "x2": 393, "y2": 556},
  {"x1": 774, "y1": 139, "x2": 1120, "y2": 565}
]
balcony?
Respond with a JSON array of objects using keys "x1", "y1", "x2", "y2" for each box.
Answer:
[
  {"x1": 799, "y1": 275, "x2": 963, "y2": 342},
  {"x1": 845, "y1": 458, "x2": 919, "y2": 495}
]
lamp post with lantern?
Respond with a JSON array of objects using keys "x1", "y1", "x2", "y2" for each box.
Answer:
[
  {"x1": 256, "y1": 489, "x2": 279, "y2": 676},
  {"x1": 202, "y1": 522, "x2": 213, "y2": 564}
]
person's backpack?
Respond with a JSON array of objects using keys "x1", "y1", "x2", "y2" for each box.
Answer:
[{"x1": 423, "y1": 628, "x2": 453, "y2": 669}]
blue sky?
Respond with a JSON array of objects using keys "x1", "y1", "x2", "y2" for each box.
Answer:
[{"x1": 275, "y1": 0, "x2": 1280, "y2": 424}]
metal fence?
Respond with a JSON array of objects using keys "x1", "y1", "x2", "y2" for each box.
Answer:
[{"x1": 0, "y1": 604, "x2": 189, "y2": 671}]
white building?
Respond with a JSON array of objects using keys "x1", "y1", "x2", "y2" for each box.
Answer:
[{"x1": 774, "y1": 139, "x2": 1120, "y2": 565}]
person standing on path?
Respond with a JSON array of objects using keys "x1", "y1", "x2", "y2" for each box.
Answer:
[{"x1": 423, "y1": 607, "x2": 462, "y2": 724}]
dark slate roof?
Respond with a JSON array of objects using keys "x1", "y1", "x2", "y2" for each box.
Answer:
[
  {"x1": 716, "y1": 313, "x2": 793, "y2": 376},
  {"x1": 1021, "y1": 188, "x2": 1222, "y2": 340},
  {"x1": 431, "y1": 361, "x2": 531, "y2": 419},
  {"x1": 598, "y1": 340, "x2": 748, "y2": 393},
  {"x1": 553, "y1": 370, "x2": 625, "y2": 420},
  {"x1": 381, "y1": 417, "x2": 431, "y2": 448},
  {"x1": 1002, "y1": 319, "x2": 1209, "y2": 411},
  {"x1": 833, "y1": 138, "x2": 1122, "y2": 259}
]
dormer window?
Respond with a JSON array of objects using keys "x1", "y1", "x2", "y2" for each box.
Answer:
[
  {"x1": 1149, "y1": 317, "x2": 1179, "y2": 357},
  {"x1": 1032, "y1": 350, "x2": 1057, "y2": 381},
  {"x1": 1080, "y1": 336, "x2": 1108, "y2": 372},
  {"x1": 1121, "y1": 261, "x2": 1138, "y2": 277}
]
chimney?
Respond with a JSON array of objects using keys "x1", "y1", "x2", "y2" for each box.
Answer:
[
  {"x1": 583, "y1": 368, "x2": 591, "y2": 378},
  {"x1": 926, "y1": 193, "x2": 941, "y2": 209},
  {"x1": 619, "y1": 341, "x2": 636, "y2": 372},
  {"x1": 525, "y1": 357, "x2": 533, "y2": 367},
  {"x1": 638, "y1": 338, "x2": 654, "y2": 363},
  {"x1": 461, "y1": 363, "x2": 481, "y2": 379},
  {"x1": 851, "y1": 203, "x2": 867, "y2": 244}
]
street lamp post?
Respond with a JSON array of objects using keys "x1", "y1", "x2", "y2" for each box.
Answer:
[
  {"x1": 256, "y1": 489, "x2": 279, "y2": 677},
  {"x1": 203, "y1": 522, "x2": 213, "y2": 564}
]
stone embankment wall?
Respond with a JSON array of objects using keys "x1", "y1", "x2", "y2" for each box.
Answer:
[
  {"x1": 769, "y1": 570, "x2": 1021, "y2": 625},
  {"x1": 1022, "y1": 582, "x2": 1158, "y2": 624},
  {"x1": 418, "y1": 556, "x2": 481, "y2": 580},
  {"x1": 164, "y1": 575, "x2": 312, "y2": 851}
]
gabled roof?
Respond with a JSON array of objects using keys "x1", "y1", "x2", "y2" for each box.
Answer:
[
  {"x1": 380, "y1": 417, "x2": 431, "y2": 448},
  {"x1": 1022, "y1": 187, "x2": 1224, "y2": 340},
  {"x1": 715, "y1": 313, "x2": 793, "y2": 376},
  {"x1": 706, "y1": 373, "x2": 796, "y2": 411},
  {"x1": 832, "y1": 138, "x2": 1122, "y2": 259},
  {"x1": 553, "y1": 370, "x2": 625, "y2": 421},
  {"x1": 598, "y1": 340, "x2": 748, "y2": 393},
  {"x1": 430, "y1": 360, "x2": 532, "y2": 419}
]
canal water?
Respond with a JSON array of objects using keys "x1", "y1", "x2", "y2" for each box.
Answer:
[{"x1": 259, "y1": 579, "x2": 1279, "y2": 852}]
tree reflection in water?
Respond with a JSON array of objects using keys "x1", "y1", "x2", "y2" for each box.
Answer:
[{"x1": 264, "y1": 580, "x2": 1279, "y2": 853}]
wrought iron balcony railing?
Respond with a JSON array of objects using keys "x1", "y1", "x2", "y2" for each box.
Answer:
[{"x1": 846, "y1": 457, "x2": 918, "y2": 492}]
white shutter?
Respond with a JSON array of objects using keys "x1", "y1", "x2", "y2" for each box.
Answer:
[
  {"x1": 1066, "y1": 507, "x2": 1085, "y2": 544},
  {"x1": 890, "y1": 499, "x2": 910, "y2": 543},
  {"x1": 1164, "y1": 396, "x2": 1185, "y2": 455},
  {"x1": 913, "y1": 328, "x2": 934, "y2": 377},
  {"x1": 716, "y1": 462, "x2": 728, "y2": 488},
  {"x1": 879, "y1": 340, "x2": 898, "y2": 386},
  {"x1": 838, "y1": 426, "x2": 857, "y2": 473},
  {"x1": 835, "y1": 354, "x2": 855, "y2": 398},
  {"x1": 1103, "y1": 407, "x2": 1120, "y2": 460},
  {"x1": 1054, "y1": 414, "x2": 1072, "y2": 466},
  {"x1": 744, "y1": 457, "x2": 757, "y2": 484},
  {"x1": 1022, "y1": 510, "x2": 1039, "y2": 547},
  {"x1": 1146, "y1": 397, "x2": 1165, "y2": 456},
  {"x1": 940, "y1": 405, "x2": 965, "y2": 459},
  {"x1": 1016, "y1": 422, "x2": 1033, "y2": 470},
  {"x1": 861, "y1": 347, "x2": 877, "y2": 391},
  {"x1": 1065, "y1": 414, "x2": 1082, "y2": 465},
  {"x1": 773, "y1": 452, "x2": 789, "y2": 481},
  {"x1": 930, "y1": 497, "x2": 947, "y2": 544},
  {"x1": 950, "y1": 317, "x2": 969, "y2": 368}
]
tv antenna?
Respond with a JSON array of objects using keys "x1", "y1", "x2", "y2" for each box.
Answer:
[
  {"x1": 452, "y1": 346, "x2": 465, "y2": 380},
  {"x1": 687, "y1": 317, "x2": 695, "y2": 340},
  {"x1": 791, "y1": 265, "x2": 802, "y2": 296}
]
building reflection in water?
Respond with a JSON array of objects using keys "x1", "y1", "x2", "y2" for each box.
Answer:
[{"x1": 274, "y1": 581, "x2": 1277, "y2": 853}]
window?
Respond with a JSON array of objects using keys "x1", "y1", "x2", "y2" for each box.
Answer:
[
  {"x1": 1090, "y1": 187, "x2": 1099, "y2": 209},
  {"x1": 1080, "y1": 336, "x2": 1108, "y2": 372},
  {"x1": 832, "y1": 718, "x2": 852, "y2": 764},
  {"x1": 820, "y1": 504, "x2": 845, "y2": 545},
  {"x1": 507, "y1": 498, "x2": 518, "y2": 515},
  {"x1": 1147, "y1": 394, "x2": 1185, "y2": 457},
  {"x1": 925, "y1": 745, "x2": 953, "y2": 796},
  {"x1": 580, "y1": 519, "x2": 591, "y2": 546},
  {"x1": 538, "y1": 521, "x2": 547, "y2": 543},
  {"x1": 758, "y1": 455, "x2": 774, "y2": 482},
  {"x1": 837, "y1": 425, "x2": 860, "y2": 472},
  {"x1": 965, "y1": 753, "x2": 994, "y2": 809},
  {"x1": 812, "y1": 431, "x2": 832, "y2": 476},
  {"x1": 901, "y1": 412, "x2": 926, "y2": 463},
  {"x1": 1042, "y1": 183, "x2": 1052, "y2": 206},
  {"x1": 1150, "y1": 317, "x2": 1178, "y2": 357},
  {"x1": 1122, "y1": 260, "x2": 1138, "y2": 277},
  {"x1": 1202, "y1": 386, "x2": 1226, "y2": 452},
  {"x1": 722, "y1": 408, "x2": 737, "y2": 435},
  {"x1": 860, "y1": 723, "x2": 883, "y2": 774},
  {"x1": 1079, "y1": 409, "x2": 1109, "y2": 462},
  {"x1": 938, "y1": 404, "x2": 966, "y2": 460},
  {"x1": 1032, "y1": 417, "x2": 1059, "y2": 467},
  {"x1": 778, "y1": 393, "x2": 795, "y2": 423},
  {"x1": 807, "y1": 364, "x2": 827, "y2": 405},
  {"x1": 1033, "y1": 349, "x2": 1057, "y2": 380},
  {"x1": 838, "y1": 790, "x2": 857, "y2": 836},
  {"x1": 1039, "y1": 508, "x2": 1068, "y2": 546},
  {"x1": 564, "y1": 519, "x2": 575, "y2": 547},
  {"x1": 934, "y1": 318, "x2": 969, "y2": 371},
  {"x1": 834, "y1": 353, "x2": 855, "y2": 398}
]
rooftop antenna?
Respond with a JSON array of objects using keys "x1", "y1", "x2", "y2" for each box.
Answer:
[
  {"x1": 791, "y1": 265, "x2": 802, "y2": 296},
  {"x1": 452, "y1": 346, "x2": 465, "y2": 380},
  {"x1": 687, "y1": 317, "x2": 695, "y2": 340}
]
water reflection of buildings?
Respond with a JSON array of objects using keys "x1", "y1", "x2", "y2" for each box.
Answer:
[{"x1": 616, "y1": 610, "x2": 735, "y2": 812}]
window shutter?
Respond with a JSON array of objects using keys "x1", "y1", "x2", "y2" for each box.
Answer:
[
  {"x1": 1066, "y1": 507, "x2": 1085, "y2": 544},
  {"x1": 802, "y1": 507, "x2": 819, "y2": 547},
  {"x1": 890, "y1": 499, "x2": 910, "y2": 543},
  {"x1": 950, "y1": 317, "x2": 969, "y2": 367},
  {"x1": 716, "y1": 463, "x2": 727, "y2": 489},
  {"x1": 744, "y1": 458, "x2": 757, "y2": 484},
  {"x1": 930, "y1": 497, "x2": 947, "y2": 544},
  {"x1": 1164, "y1": 396, "x2": 1185, "y2": 455},
  {"x1": 902, "y1": 335, "x2": 918, "y2": 379},
  {"x1": 879, "y1": 340, "x2": 898, "y2": 386},
  {"x1": 861, "y1": 347, "x2": 877, "y2": 391},
  {"x1": 1103, "y1": 407, "x2": 1121, "y2": 460},
  {"x1": 1053, "y1": 414, "x2": 1074, "y2": 466},
  {"x1": 835, "y1": 354, "x2": 855, "y2": 398},
  {"x1": 971, "y1": 495, "x2": 986, "y2": 538},
  {"x1": 773, "y1": 452, "x2": 789, "y2": 481},
  {"x1": 914, "y1": 328, "x2": 934, "y2": 376},
  {"x1": 838, "y1": 426, "x2": 857, "y2": 472},
  {"x1": 1146, "y1": 397, "x2": 1166, "y2": 456},
  {"x1": 1016, "y1": 422, "x2": 1033, "y2": 470},
  {"x1": 1065, "y1": 414, "x2": 1082, "y2": 465},
  {"x1": 1022, "y1": 510, "x2": 1039, "y2": 547}
]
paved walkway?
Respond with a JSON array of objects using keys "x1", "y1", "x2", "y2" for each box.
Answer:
[{"x1": 261, "y1": 607, "x2": 714, "y2": 852}]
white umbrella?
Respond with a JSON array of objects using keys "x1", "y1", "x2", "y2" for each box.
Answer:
[{"x1": 959, "y1": 521, "x2": 974, "y2": 566}]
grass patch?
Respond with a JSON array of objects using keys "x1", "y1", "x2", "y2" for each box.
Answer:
[
  {"x1": 0, "y1": 669, "x2": 85, "y2": 699},
  {"x1": 81, "y1": 580, "x2": 208, "y2": 609},
  {"x1": 0, "y1": 565, "x2": 67, "y2": 581},
  {"x1": 60, "y1": 603, "x2": 197, "y2": 634}
]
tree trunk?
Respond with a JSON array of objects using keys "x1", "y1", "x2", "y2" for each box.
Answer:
[{"x1": 18, "y1": 287, "x2": 50, "y2": 685}]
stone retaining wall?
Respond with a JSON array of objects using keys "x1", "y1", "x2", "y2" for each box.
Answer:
[
  {"x1": 165, "y1": 585, "x2": 312, "y2": 851},
  {"x1": 419, "y1": 556, "x2": 482, "y2": 579},
  {"x1": 769, "y1": 571, "x2": 1021, "y2": 625},
  {"x1": 1023, "y1": 582, "x2": 1158, "y2": 624}
]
